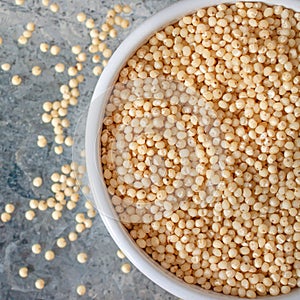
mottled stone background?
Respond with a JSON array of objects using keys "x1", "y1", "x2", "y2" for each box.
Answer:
[{"x1": 0, "y1": 0, "x2": 178, "y2": 299}]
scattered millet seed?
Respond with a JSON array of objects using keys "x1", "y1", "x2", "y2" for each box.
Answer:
[
  {"x1": 102, "y1": 60, "x2": 108, "y2": 67},
  {"x1": 117, "y1": 250, "x2": 125, "y2": 259},
  {"x1": 47, "y1": 197, "x2": 56, "y2": 208},
  {"x1": 1, "y1": 63, "x2": 11, "y2": 71},
  {"x1": 75, "y1": 213, "x2": 85, "y2": 223},
  {"x1": 82, "y1": 185, "x2": 90, "y2": 195},
  {"x1": 0, "y1": 36, "x2": 2, "y2": 44},
  {"x1": 121, "y1": 263, "x2": 131, "y2": 274},
  {"x1": 35, "y1": 278, "x2": 45, "y2": 290},
  {"x1": 38, "y1": 200, "x2": 47, "y2": 211},
  {"x1": 76, "y1": 52, "x2": 87, "y2": 62},
  {"x1": 25, "y1": 210, "x2": 35, "y2": 221},
  {"x1": 44, "y1": 250, "x2": 55, "y2": 261},
  {"x1": 66, "y1": 201, "x2": 76, "y2": 210},
  {"x1": 87, "y1": 209, "x2": 96, "y2": 219},
  {"x1": 120, "y1": 19, "x2": 130, "y2": 29},
  {"x1": 102, "y1": 48, "x2": 112, "y2": 59},
  {"x1": 109, "y1": 28, "x2": 117, "y2": 38},
  {"x1": 84, "y1": 219, "x2": 92, "y2": 228},
  {"x1": 5, "y1": 203, "x2": 15, "y2": 214},
  {"x1": 80, "y1": 150, "x2": 86, "y2": 158},
  {"x1": 37, "y1": 135, "x2": 47, "y2": 147},
  {"x1": 32, "y1": 243, "x2": 42, "y2": 254},
  {"x1": 122, "y1": 5, "x2": 131, "y2": 13},
  {"x1": 61, "y1": 164, "x2": 71, "y2": 174},
  {"x1": 54, "y1": 203, "x2": 63, "y2": 211},
  {"x1": 54, "y1": 63, "x2": 65, "y2": 73},
  {"x1": 56, "y1": 237, "x2": 67, "y2": 248},
  {"x1": 76, "y1": 285, "x2": 86, "y2": 296},
  {"x1": 15, "y1": 0, "x2": 25, "y2": 5},
  {"x1": 51, "y1": 172, "x2": 60, "y2": 182},
  {"x1": 50, "y1": 45, "x2": 60, "y2": 55},
  {"x1": 71, "y1": 45, "x2": 81, "y2": 55},
  {"x1": 114, "y1": 16, "x2": 122, "y2": 26},
  {"x1": 54, "y1": 146, "x2": 63, "y2": 155},
  {"x1": 18, "y1": 35, "x2": 27, "y2": 45},
  {"x1": 19, "y1": 267, "x2": 28, "y2": 278},
  {"x1": 113, "y1": 4, "x2": 122, "y2": 13},
  {"x1": 49, "y1": 3, "x2": 59, "y2": 13},
  {"x1": 92, "y1": 55, "x2": 100, "y2": 64},
  {"x1": 32, "y1": 176, "x2": 43, "y2": 187},
  {"x1": 51, "y1": 210, "x2": 62, "y2": 220},
  {"x1": 101, "y1": 23, "x2": 110, "y2": 32},
  {"x1": 61, "y1": 118, "x2": 70, "y2": 128},
  {"x1": 42, "y1": 101, "x2": 52, "y2": 112},
  {"x1": 55, "y1": 134, "x2": 64, "y2": 144},
  {"x1": 41, "y1": 0, "x2": 49, "y2": 6},
  {"x1": 93, "y1": 66, "x2": 102, "y2": 76},
  {"x1": 23, "y1": 30, "x2": 32, "y2": 38},
  {"x1": 75, "y1": 223, "x2": 85, "y2": 233},
  {"x1": 29, "y1": 199, "x2": 39, "y2": 209},
  {"x1": 39, "y1": 42, "x2": 49, "y2": 52},
  {"x1": 1, "y1": 212, "x2": 11, "y2": 223},
  {"x1": 77, "y1": 252, "x2": 88, "y2": 264},
  {"x1": 41, "y1": 113, "x2": 51, "y2": 123},
  {"x1": 32, "y1": 66, "x2": 42, "y2": 76},
  {"x1": 64, "y1": 136, "x2": 73, "y2": 147},
  {"x1": 84, "y1": 200, "x2": 93, "y2": 210},
  {"x1": 68, "y1": 232, "x2": 78, "y2": 242},
  {"x1": 26, "y1": 22, "x2": 35, "y2": 32},
  {"x1": 67, "y1": 66, "x2": 78, "y2": 77},
  {"x1": 11, "y1": 75, "x2": 22, "y2": 85},
  {"x1": 85, "y1": 18, "x2": 95, "y2": 29},
  {"x1": 76, "y1": 12, "x2": 86, "y2": 23}
]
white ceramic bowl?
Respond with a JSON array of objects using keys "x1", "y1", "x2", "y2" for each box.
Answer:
[{"x1": 86, "y1": 0, "x2": 300, "y2": 299}]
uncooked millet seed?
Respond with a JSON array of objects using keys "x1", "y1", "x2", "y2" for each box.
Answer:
[
  {"x1": 40, "y1": 43, "x2": 49, "y2": 52},
  {"x1": 32, "y1": 66, "x2": 42, "y2": 76},
  {"x1": 56, "y1": 237, "x2": 67, "y2": 248},
  {"x1": 76, "y1": 12, "x2": 86, "y2": 23},
  {"x1": 5, "y1": 203, "x2": 15, "y2": 214},
  {"x1": 68, "y1": 232, "x2": 78, "y2": 242},
  {"x1": 50, "y1": 45, "x2": 60, "y2": 55},
  {"x1": 54, "y1": 145, "x2": 63, "y2": 155},
  {"x1": 32, "y1": 243, "x2": 42, "y2": 254},
  {"x1": 15, "y1": 0, "x2": 25, "y2": 5},
  {"x1": 77, "y1": 252, "x2": 88, "y2": 264},
  {"x1": 1, "y1": 212, "x2": 11, "y2": 223},
  {"x1": 117, "y1": 250, "x2": 125, "y2": 259},
  {"x1": 121, "y1": 263, "x2": 131, "y2": 274},
  {"x1": 18, "y1": 35, "x2": 27, "y2": 45},
  {"x1": 93, "y1": 65, "x2": 102, "y2": 76},
  {"x1": 37, "y1": 135, "x2": 47, "y2": 147},
  {"x1": 49, "y1": 3, "x2": 59, "y2": 13},
  {"x1": 1, "y1": 63, "x2": 11, "y2": 71},
  {"x1": 76, "y1": 285, "x2": 86, "y2": 296},
  {"x1": 55, "y1": 63, "x2": 65, "y2": 73},
  {"x1": 32, "y1": 177, "x2": 43, "y2": 187},
  {"x1": 101, "y1": 2, "x2": 300, "y2": 298},
  {"x1": 19, "y1": 267, "x2": 28, "y2": 278},
  {"x1": 11, "y1": 75, "x2": 22, "y2": 85},
  {"x1": 35, "y1": 278, "x2": 45, "y2": 290},
  {"x1": 42, "y1": 0, "x2": 49, "y2": 5},
  {"x1": 26, "y1": 22, "x2": 35, "y2": 31},
  {"x1": 45, "y1": 250, "x2": 55, "y2": 261},
  {"x1": 25, "y1": 210, "x2": 35, "y2": 221}
]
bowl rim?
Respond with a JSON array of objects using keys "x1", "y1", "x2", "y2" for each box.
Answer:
[{"x1": 85, "y1": 0, "x2": 300, "y2": 299}]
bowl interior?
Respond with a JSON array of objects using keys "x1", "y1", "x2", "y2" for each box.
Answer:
[{"x1": 86, "y1": 0, "x2": 300, "y2": 299}]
